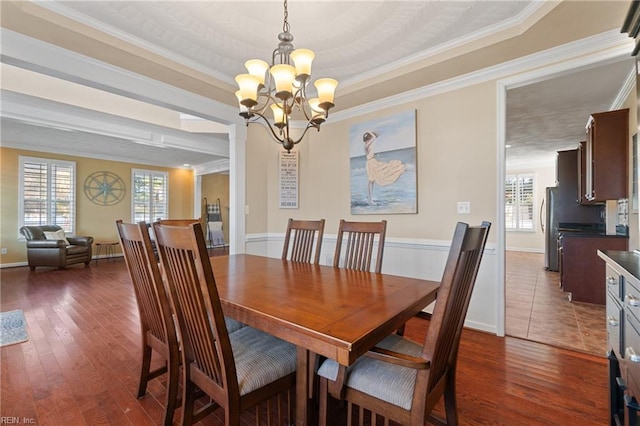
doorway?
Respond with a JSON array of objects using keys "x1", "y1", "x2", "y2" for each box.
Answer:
[{"x1": 501, "y1": 57, "x2": 634, "y2": 355}]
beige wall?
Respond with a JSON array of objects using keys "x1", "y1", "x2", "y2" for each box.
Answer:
[
  {"x1": 0, "y1": 147, "x2": 194, "y2": 265},
  {"x1": 246, "y1": 81, "x2": 498, "y2": 241}
]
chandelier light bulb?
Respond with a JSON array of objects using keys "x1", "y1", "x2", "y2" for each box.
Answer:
[
  {"x1": 235, "y1": 90, "x2": 249, "y2": 113},
  {"x1": 270, "y1": 103, "x2": 288, "y2": 128},
  {"x1": 307, "y1": 98, "x2": 326, "y2": 123},
  {"x1": 245, "y1": 59, "x2": 269, "y2": 85},
  {"x1": 270, "y1": 64, "x2": 296, "y2": 100},
  {"x1": 235, "y1": 74, "x2": 261, "y2": 107},
  {"x1": 314, "y1": 78, "x2": 338, "y2": 111},
  {"x1": 290, "y1": 48, "x2": 315, "y2": 81}
]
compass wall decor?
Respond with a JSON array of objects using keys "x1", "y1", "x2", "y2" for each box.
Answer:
[{"x1": 84, "y1": 171, "x2": 126, "y2": 206}]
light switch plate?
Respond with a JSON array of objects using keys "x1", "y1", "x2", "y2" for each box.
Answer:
[{"x1": 457, "y1": 201, "x2": 471, "y2": 214}]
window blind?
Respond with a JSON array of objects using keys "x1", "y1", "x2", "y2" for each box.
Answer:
[
  {"x1": 132, "y1": 169, "x2": 168, "y2": 223},
  {"x1": 20, "y1": 157, "x2": 76, "y2": 234}
]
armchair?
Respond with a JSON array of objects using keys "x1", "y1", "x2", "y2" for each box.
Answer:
[{"x1": 19, "y1": 225, "x2": 93, "y2": 270}]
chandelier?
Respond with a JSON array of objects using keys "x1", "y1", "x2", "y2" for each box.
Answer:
[{"x1": 234, "y1": 0, "x2": 338, "y2": 152}]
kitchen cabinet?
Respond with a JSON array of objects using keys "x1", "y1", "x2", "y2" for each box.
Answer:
[
  {"x1": 559, "y1": 234, "x2": 627, "y2": 304},
  {"x1": 598, "y1": 250, "x2": 640, "y2": 425},
  {"x1": 580, "y1": 108, "x2": 629, "y2": 204}
]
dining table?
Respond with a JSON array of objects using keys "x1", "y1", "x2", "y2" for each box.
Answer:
[{"x1": 210, "y1": 254, "x2": 440, "y2": 426}]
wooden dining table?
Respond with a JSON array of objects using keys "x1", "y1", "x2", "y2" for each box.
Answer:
[{"x1": 210, "y1": 254, "x2": 440, "y2": 426}]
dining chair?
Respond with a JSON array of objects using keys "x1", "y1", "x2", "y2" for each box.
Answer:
[
  {"x1": 317, "y1": 221, "x2": 491, "y2": 426},
  {"x1": 281, "y1": 218, "x2": 326, "y2": 264},
  {"x1": 333, "y1": 219, "x2": 387, "y2": 273},
  {"x1": 157, "y1": 218, "x2": 201, "y2": 226},
  {"x1": 152, "y1": 221, "x2": 297, "y2": 426},
  {"x1": 115, "y1": 220, "x2": 180, "y2": 426}
]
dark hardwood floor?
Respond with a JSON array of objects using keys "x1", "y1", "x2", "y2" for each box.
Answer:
[{"x1": 1, "y1": 258, "x2": 608, "y2": 425}]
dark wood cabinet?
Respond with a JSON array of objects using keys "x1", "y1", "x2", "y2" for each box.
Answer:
[
  {"x1": 580, "y1": 109, "x2": 629, "y2": 204},
  {"x1": 559, "y1": 235, "x2": 627, "y2": 304},
  {"x1": 577, "y1": 141, "x2": 587, "y2": 205},
  {"x1": 598, "y1": 250, "x2": 640, "y2": 425},
  {"x1": 556, "y1": 149, "x2": 602, "y2": 223}
]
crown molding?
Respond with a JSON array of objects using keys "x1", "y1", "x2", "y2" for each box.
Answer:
[
  {"x1": 1, "y1": 28, "x2": 241, "y2": 125},
  {"x1": 611, "y1": 65, "x2": 636, "y2": 110},
  {"x1": 37, "y1": 1, "x2": 551, "y2": 96},
  {"x1": 340, "y1": 0, "x2": 553, "y2": 89},
  {"x1": 1, "y1": 90, "x2": 230, "y2": 157},
  {"x1": 333, "y1": 29, "x2": 635, "y2": 123}
]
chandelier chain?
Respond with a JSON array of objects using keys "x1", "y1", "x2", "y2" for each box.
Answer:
[{"x1": 282, "y1": 0, "x2": 290, "y2": 33}]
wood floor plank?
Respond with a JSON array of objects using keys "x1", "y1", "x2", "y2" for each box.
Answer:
[{"x1": 1, "y1": 260, "x2": 608, "y2": 425}]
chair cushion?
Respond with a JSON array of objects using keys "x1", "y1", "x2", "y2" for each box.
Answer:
[
  {"x1": 317, "y1": 334, "x2": 422, "y2": 411},
  {"x1": 225, "y1": 317, "x2": 246, "y2": 334},
  {"x1": 230, "y1": 326, "x2": 296, "y2": 396},
  {"x1": 43, "y1": 230, "x2": 70, "y2": 246}
]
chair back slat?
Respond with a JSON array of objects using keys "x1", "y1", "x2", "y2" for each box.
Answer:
[
  {"x1": 116, "y1": 220, "x2": 175, "y2": 348},
  {"x1": 421, "y1": 221, "x2": 491, "y2": 401},
  {"x1": 334, "y1": 220, "x2": 387, "y2": 273},
  {"x1": 153, "y1": 222, "x2": 238, "y2": 397},
  {"x1": 282, "y1": 218, "x2": 325, "y2": 264}
]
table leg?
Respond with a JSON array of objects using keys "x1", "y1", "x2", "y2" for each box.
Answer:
[{"x1": 296, "y1": 346, "x2": 310, "y2": 426}]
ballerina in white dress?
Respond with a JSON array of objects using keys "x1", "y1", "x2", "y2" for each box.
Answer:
[{"x1": 363, "y1": 131, "x2": 405, "y2": 205}]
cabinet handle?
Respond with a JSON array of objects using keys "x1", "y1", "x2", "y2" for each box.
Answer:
[
  {"x1": 608, "y1": 316, "x2": 619, "y2": 327},
  {"x1": 608, "y1": 276, "x2": 617, "y2": 285},
  {"x1": 627, "y1": 346, "x2": 640, "y2": 363},
  {"x1": 627, "y1": 294, "x2": 640, "y2": 307}
]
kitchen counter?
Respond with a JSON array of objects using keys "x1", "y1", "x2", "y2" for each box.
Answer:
[
  {"x1": 597, "y1": 250, "x2": 640, "y2": 281},
  {"x1": 559, "y1": 232, "x2": 629, "y2": 239}
]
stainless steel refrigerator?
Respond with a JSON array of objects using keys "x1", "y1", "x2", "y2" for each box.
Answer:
[
  {"x1": 544, "y1": 187, "x2": 559, "y2": 271},
  {"x1": 543, "y1": 185, "x2": 603, "y2": 271}
]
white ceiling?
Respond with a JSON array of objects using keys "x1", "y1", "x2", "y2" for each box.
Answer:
[{"x1": 0, "y1": 1, "x2": 635, "y2": 169}]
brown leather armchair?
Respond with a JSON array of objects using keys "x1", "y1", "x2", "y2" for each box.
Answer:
[{"x1": 19, "y1": 225, "x2": 94, "y2": 270}]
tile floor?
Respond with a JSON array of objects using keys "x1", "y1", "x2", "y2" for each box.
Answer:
[{"x1": 505, "y1": 251, "x2": 606, "y2": 357}]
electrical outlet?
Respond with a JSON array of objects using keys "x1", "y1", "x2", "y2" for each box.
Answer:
[
  {"x1": 457, "y1": 201, "x2": 471, "y2": 214},
  {"x1": 1, "y1": 248, "x2": 7, "y2": 255}
]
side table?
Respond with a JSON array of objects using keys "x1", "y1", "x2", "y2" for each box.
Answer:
[{"x1": 95, "y1": 241, "x2": 119, "y2": 264}]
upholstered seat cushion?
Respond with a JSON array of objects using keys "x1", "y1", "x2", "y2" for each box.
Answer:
[
  {"x1": 225, "y1": 317, "x2": 246, "y2": 334},
  {"x1": 230, "y1": 326, "x2": 296, "y2": 396},
  {"x1": 317, "y1": 334, "x2": 422, "y2": 410},
  {"x1": 66, "y1": 245, "x2": 89, "y2": 255}
]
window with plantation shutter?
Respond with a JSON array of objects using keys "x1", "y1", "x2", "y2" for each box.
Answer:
[
  {"x1": 132, "y1": 169, "x2": 168, "y2": 223},
  {"x1": 505, "y1": 173, "x2": 535, "y2": 231},
  {"x1": 19, "y1": 156, "x2": 76, "y2": 234}
]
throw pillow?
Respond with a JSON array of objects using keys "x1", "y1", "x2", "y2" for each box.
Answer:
[{"x1": 43, "y1": 230, "x2": 71, "y2": 246}]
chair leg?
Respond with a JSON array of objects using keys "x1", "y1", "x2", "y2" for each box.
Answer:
[
  {"x1": 162, "y1": 357, "x2": 181, "y2": 426},
  {"x1": 137, "y1": 344, "x2": 153, "y2": 398},
  {"x1": 181, "y1": 378, "x2": 196, "y2": 426},
  {"x1": 318, "y1": 377, "x2": 328, "y2": 426},
  {"x1": 443, "y1": 373, "x2": 458, "y2": 426}
]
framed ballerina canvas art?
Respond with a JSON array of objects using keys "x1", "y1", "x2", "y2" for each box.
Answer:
[{"x1": 349, "y1": 110, "x2": 417, "y2": 214}]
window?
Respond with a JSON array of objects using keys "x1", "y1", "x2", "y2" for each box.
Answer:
[
  {"x1": 505, "y1": 173, "x2": 535, "y2": 231},
  {"x1": 132, "y1": 169, "x2": 168, "y2": 223},
  {"x1": 19, "y1": 156, "x2": 76, "y2": 234}
]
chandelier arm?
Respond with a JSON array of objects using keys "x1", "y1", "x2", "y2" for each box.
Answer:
[
  {"x1": 289, "y1": 120, "x2": 320, "y2": 146},
  {"x1": 252, "y1": 91, "x2": 281, "y2": 116},
  {"x1": 248, "y1": 110, "x2": 290, "y2": 144}
]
